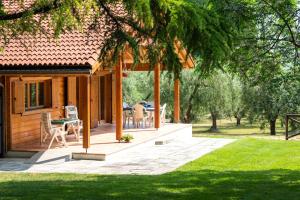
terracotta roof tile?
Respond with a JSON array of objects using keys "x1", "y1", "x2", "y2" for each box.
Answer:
[{"x1": 0, "y1": 0, "x2": 123, "y2": 68}]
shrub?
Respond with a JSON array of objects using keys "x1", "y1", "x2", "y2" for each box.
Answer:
[{"x1": 120, "y1": 134, "x2": 134, "y2": 143}]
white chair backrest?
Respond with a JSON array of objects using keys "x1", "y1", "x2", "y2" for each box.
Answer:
[
  {"x1": 65, "y1": 106, "x2": 79, "y2": 119},
  {"x1": 161, "y1": 103, "x2": 167, "y2": 120},
  {"x1": 123, "y1": 102, "x2": 129, "y2": 108},
  {"x1": 41, "y1": 112, "x2": 52, "y2": 134},
  {"x1": 133, "y1": 104, "x2": 145, "y2": 120}
]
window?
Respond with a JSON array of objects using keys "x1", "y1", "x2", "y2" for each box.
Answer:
[{"x1": 24, "y1": 81, "x2": 49, "y2": 111}]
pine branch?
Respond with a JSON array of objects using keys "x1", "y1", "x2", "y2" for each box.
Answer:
[{"x1": 0, "y1": 0, "x2": 60, "y2": 20}]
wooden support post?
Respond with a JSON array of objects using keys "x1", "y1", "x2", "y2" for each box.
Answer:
[
  {"x1": 154, "y1": 64, "x2": 161, "y2": 129},
  {"x1": 104, "y1": 74, "x2": 112, "y2": 123},
  {"x1": 115, "y1": 60, "x2": 123, "y2": 140},
  {"x1": 174, "y1": 78, "x2": 180, "y2": 123},
  {"x1": 79, "y1": 76, "x2": 91, "y2": 150}
]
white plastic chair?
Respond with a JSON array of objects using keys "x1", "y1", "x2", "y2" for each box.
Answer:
[
  {"x1": 160, "y1": 103, "x2": 167, "y2": 125},
  {"x1": 40, "y1": 112, "x2": 67, "y2": 149},
  {"x1": 65, "y1": 105, "x2": 82, "y2": 141}
]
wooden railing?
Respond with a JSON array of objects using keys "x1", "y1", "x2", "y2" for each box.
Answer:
[{"x1": 285, "y1": 114, "x2": 300, "y2": 140}]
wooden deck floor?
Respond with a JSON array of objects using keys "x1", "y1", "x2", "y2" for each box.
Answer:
[{"x1": 13, "y1": 123, "x2": 192, "y2": 155}]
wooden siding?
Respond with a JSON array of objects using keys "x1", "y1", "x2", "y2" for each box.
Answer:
[
  {"x1": 67, "y1": 77, "x2": 77, "y2": 106},
  {"x1": 9, "y1": 77, "x2": 65, "y2": 149},
  {"x1": 6, "y1": 74, "x2": 115, "y2": 150}
]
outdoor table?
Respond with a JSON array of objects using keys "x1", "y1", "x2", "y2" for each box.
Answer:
[
  {"x1": 51, "y1": 118, "x2": 80, "y2": 134},
  {"x1": 123, "y1": 107, "x2": 132, "y2": 111},
  {"x1": 122, "y1": 106, "x2": 162, "y2": 112}
]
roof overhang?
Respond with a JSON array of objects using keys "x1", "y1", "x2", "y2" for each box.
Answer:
[{"x1": 0, "y1": 65, "x2": 92, "y2": 75}]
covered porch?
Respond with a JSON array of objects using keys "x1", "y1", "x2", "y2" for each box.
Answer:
[{"x1": 74, "y1": 55, "x2": 192, "y2": 152}]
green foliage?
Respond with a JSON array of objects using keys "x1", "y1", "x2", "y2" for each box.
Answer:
[
  {"x1": 227, "y1": 76, "x2": 246, "y2": 121},
  {"x1": 120, "y1": 134, "x2": 134, "y2": 142},
  {"x1": 198, "y1": 72, "x2": 232, "y2": 118},
  {"x1": 241, "y1": 69, "x2": 300, "y2": 134},
  {"x1": 122, "y1": 72, "x2": 154, "y2": 105},
  {"x1": 0, "y1": 0, "x2": 258, "y2": 77}
]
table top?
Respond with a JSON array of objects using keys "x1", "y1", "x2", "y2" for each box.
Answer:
[
  {"x1": 51, "y1": 118, "x2": 79, "y2": 125},
  {"x1": 123, "y1": 106, "x2": 160, "y2": 112}
]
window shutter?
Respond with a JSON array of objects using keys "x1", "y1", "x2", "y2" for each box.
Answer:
[
  {"x1": 52, "y1": 78, "x2": 60, "y2": 109},
  {"x1": 13, "y1": 80, "x2": 25, "y2": 114},
  {"x1": 67, "y1": 77, "x2": 77, "y2": 106}
]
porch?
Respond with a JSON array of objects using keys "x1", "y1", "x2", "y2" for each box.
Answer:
[{"x1": 11, "y1": 123, "x2": 192, "y2": 161}]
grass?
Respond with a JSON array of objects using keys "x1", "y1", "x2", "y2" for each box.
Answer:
[
  {"x1": 1, "y1": 138, "x2": 300, "y2": 200},
  {"x1": 193, "y1": 118, "x2": 286, "y2": 139}
]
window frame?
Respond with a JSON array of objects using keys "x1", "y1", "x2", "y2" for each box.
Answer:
[{"x1": 24, "y1": 80, "x2": 48, "y2": 111}]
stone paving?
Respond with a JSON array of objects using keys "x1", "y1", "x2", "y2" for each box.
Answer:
[{"x1": 0, "y1": 138, "x2": 235, "y2": 175}]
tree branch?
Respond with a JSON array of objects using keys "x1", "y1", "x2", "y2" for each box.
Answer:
[{"x1": 0, "y1": 0, "x2": 60, "y2": 21}]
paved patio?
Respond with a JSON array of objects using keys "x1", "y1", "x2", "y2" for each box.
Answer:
[
  {"x1": 0, "y1": 137, "x2": 235, "y2": 174},
  {"x1": 14, "y1": 123, "x2": 192, "y2": 154}
]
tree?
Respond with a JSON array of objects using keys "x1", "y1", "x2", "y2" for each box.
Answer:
[
  {"x1": 122, "y1": 72, "x2": 154, "y2": 105},
  {"x1": 0, "y1": 0, "x2": 278, "y2": 77},
  {"x1": 242, "y1": 69, "x2": 300, "y2": 135},
  {"x1": 197, "y1": 71, "x2": 231, "y2": 131},
  {"x1": 227, "y1": 76, "x2": 246, "y2": 126}
]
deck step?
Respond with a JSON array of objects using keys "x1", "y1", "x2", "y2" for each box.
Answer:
[
  {"x1": 6, "y1": 151, "x2": 37, "y2": 158},
  {"x1": 155, "y1": 139, "x2": 173, "y2": 145},
  {"x1": 72, "y1": 153, "x2": 106, "y2": 161},
  {"x1": 24, "y1": 149, "x2": 72, "y2": 164}
]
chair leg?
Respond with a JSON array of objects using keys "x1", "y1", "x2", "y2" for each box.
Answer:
[
  {"x1": 48, "y1": 135, "x2": 56, "y2": 149},
  {"x1": 42, "y1": 133, "x2": 48, "y2": 144},
  {"x1": 76, "y1": 128, "x2": 81, "y2": 141},
  {"x1": 61, "y1": 134, "x2": 68, "y2": 147},
  {"x1": 73, "y1": 126, "x2": 79, "y2": 141}
]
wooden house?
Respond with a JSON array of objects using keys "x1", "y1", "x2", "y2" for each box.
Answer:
[{"x1": 0, "y1": 1, "x2": 193, "y2": 157}]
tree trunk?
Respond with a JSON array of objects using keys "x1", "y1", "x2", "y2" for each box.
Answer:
[
  {"x1": 183, "y1": 82, "x2": 201, "y2": 123},
  {"x1": 236, "y1": 117, "x2": 241, "y2": 126},
  {"x1": 270, "y1": 119, "x2": 277, "y2": 135},
  {"x1": 210, "y1": 113, "x2": 218, "y2": 131},
  {"x1": 183, "y1": 61, "x2": 210, "y2": 124}
]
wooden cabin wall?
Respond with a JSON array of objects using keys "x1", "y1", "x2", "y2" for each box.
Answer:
[{"x1": 9, "y1": 77, "x2": 65, "y2": 149}]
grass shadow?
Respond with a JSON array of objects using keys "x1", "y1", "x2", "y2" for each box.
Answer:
[{"x1": 1, "y1": 169, "x2": 299, "y2": 200}]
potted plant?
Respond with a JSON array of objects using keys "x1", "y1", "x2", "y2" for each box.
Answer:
[{"x1": 120, "y1": 134, "x2": 134, "y2": 143}]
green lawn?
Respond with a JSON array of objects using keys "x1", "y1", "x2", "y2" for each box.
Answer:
[
  {"x1": 1, "y1": 139, "x2": 299, "y2": 200},
  {"x1": 193, "y1": 118, "x2": 286, "y2": 139}
]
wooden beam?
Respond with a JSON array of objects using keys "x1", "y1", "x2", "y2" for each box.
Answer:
[
  {"x1": 174, "y1": 79, "x2": 180, "y2": 123},
  {"x1": 115, "y1": 59, "x2": 123, "y2": 140},
  {"x1": 154, "y1": 64, "x2": 161, "y2": 129},
  {"x1": 79, "y1": 76, "x2": 91, "y2": 150}
]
